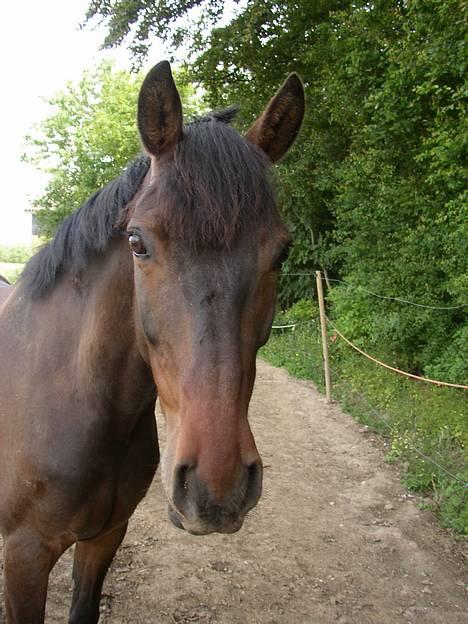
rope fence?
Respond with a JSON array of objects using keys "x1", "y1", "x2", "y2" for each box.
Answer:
[
  {"x1": 280, "y1": 271, "x2": 468, "y2": 310},
  {"x1": 265, "y1": 327, "x2": 468, "y2": 490},
  {"x1": 271, "y1": 318, "x2": 318, "y2": 330},
  {"x1": 278, "y1": 270, "x2": 467, "y2": 390},
  {"x1": 265, "y1": 270, "x2": 468, "y2": 492},
  {"x1": 328, "y1": 363, "x2": 468, "y2": 489},
  {"x1": 322, "y1": 276, "x2": 468, "y2": 310},
  {"x1": 326, "y1": 317, "x2": 468, "y2": 390}
]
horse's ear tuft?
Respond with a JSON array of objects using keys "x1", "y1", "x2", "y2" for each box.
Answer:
[
  {"x1": 138, "y1": 61, "x2": 183, "y2": 158},
  {"x1": 246, "y1": 73, "x2": 305, "y2": 163}
]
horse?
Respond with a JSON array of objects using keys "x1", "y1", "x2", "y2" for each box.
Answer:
[
  {"x1": 0, "y1": 275, "x2": 11, "y2": 311},
  {"x1": 0, "y1": 61, "x2": 304, "y2": 623}
]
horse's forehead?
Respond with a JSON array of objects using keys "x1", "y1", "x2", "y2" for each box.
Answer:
[
  {"x1": 168, "y1": 237, "x2": 257, "y2": 277},
  {"x1": 132, "y1": 192, "x2": 286, "y2": 258}
]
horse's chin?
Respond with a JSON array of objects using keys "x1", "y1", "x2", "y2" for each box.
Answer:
[{"x1": 167, "y1": 505, "x2": 243, "y2": 535}]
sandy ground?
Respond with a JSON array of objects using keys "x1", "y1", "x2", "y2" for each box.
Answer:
[{"x1": 0, "y1": 360, "x2": 466, "y2": 623}]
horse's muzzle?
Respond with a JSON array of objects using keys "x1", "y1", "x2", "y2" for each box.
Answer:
[{"x1": 168, "y1": 460, "x2": 263, "y2": 535}]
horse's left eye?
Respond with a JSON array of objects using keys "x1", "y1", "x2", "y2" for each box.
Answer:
[
  {"x1": 273, "y1": 243, "x2": 291, "y2": 271},
  {"x1": 128, "y1": 233, "x2": 148, "y2": 257}
]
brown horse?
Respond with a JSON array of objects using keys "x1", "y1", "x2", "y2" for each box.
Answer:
[{"x1": 0, "y1": 61, "x2": 304, "y2": 623}]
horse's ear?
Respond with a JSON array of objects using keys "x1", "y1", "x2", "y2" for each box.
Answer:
[
  {"x1": 246, "y1": 73, "x2": 305, "y2": 163},
  {"x1": 138, "y1": 61, "x2": 183, "y2": 157}
]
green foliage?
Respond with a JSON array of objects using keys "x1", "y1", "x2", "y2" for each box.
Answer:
[
  {"x1": 327, "y1": 279, "x2": 468, "y2": 384},
  {"x1": 437, "y1": 477, "x2": 468, "y2": 535},
  {"x1": 0, "y1": 263, "x2": 24, "y2": 283},
  {"x1": 275, "y1": 297, "x2": 318, "y2": 324},
  {"x1": 23, "y1": 62, "x2": 141, "y2": 238},
  {"x1": 261, "y1": 323, "x2": 323, "y2": 383},
  {"x1": 84, "y1": 0, "x2": 225, "y2": 64},
  {"x1": 23, "y1": 62, "x2": 202, "y2": 238},
  {"x1": 260, "y1": 300, "x2": 321, "y2": 380},
  {"x1": 0, "y1": 246, "x2": 34, "y2": 283},
  {"x1": 425, "y1": 325, "x2": 468, "y2": 385},
  {"x1": 0, "y1": 244, "x2": 33, "y2": 263},
  {"x1": 261, "y1": 311, "x2": 468, "y2": 534},
  {"x1": 323, "y1": 0, "x2": 468, "y2": 383}
]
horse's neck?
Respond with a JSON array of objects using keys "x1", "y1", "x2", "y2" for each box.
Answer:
[
  {"x1": 7, "y1": 238, "x2": 156, "y2": 429},
  {"x1": 0, "y1": 282, "x2": 12, "y2": 311},
  {"x1": 74, "y1": 237, "x2": 156, "y2": 421}
]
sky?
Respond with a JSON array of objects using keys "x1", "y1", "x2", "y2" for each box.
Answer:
[{"x1": 0, "y1": 0, "x2": 166, "y2": 245}]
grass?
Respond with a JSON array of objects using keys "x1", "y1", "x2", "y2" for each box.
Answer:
[
  {"x1": 260, "y1": 308, "x2": 468, "y2": 536},
  {"x1": 0, "y1": 262, "x2": 24, "y2": 283},
  {"x1": 0, "y1": 244, "x2": 33, "y2": 284},
  {"x1": 0, "y1": 244, "x2": 33, "y2": 264}
]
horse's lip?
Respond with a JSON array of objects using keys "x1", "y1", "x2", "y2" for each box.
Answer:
[{"x1": 167, "y1": 504, "x2": 244, "y2": 535}]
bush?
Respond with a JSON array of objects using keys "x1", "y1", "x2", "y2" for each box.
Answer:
[
  {"x1": 261, "y1": 313, "x2": 468, "y2": 535},
  {"x1": 0, "y1": 262, "x2": 24, "y2": 283},
  {"x1": 0, "y1": 245, "x2": 32, "y2": 264},
  {"x1": 274, "y1": 297, "x2": 319, "y2": 324}
]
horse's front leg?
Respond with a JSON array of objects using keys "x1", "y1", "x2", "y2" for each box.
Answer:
[
  {"x1": 3, "y1": 526, "x2": 64, "y2": 623},
  {"x1": 69, "y1": 523, "x2": 127, "y2": 624}
]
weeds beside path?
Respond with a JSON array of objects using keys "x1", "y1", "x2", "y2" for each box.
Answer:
[
  {"x1": 261, "y1": 315, "x2": 468, "y2": 535},
  {"x1": 0, "y1": 262, "x2": 24, "y2": 283}
]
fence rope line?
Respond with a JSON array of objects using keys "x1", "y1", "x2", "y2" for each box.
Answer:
[
  {"x1": 326, "y1": 317, "x2": 468, "y2": 390},
  {"x1": 261, "y1": 325, "x2": 467, "y2": 488},
  {"x1": 271, "y1": 318, "x2": 318, "y2": 330},
  {"x1": 280, "y1": 272, "x2": 314, "y2": 276},
  {"x1": 272, "y1": 323, "x2": 297, "y2": 329},
  {"x1": 322, "y1": 276, "x2": 468, "y2": 310},
  {"x1": 280, "y1": 271, "x2": 468, "y2": 310},
  {"x1": 328, "y1": 363, "x2": 468, "y2": 489}
]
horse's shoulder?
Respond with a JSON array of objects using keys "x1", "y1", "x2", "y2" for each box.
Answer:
[{"x1": 0, "y1": 283, "x2": 13, "y2": 313}]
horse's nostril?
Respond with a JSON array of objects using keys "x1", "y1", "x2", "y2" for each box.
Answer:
[
  {"x1": 244, "y1": 461, "x2": 263, "y2": 511},
  {"x1": 173, "y1": 462, "x2": 196, "y2": 508},
  {"x1": 171, "y1": 458, "x2": 262, "y2": 531},
  {"x1": 247, "y1": 460, "x2": 262, "y2": 480}
]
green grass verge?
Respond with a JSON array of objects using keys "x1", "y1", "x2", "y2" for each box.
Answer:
[
  {"x1": 0, "y1": 262, "x2": 24, "y2": 283},
  {"x1": 260, "y1": 313, "x2": 468, "y2": 535},
  {"x1": 0, "y1": 244, "x2": 32, "y2": 263}
]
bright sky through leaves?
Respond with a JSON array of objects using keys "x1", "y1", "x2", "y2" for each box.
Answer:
[{"x1": 0, "y1": 0, "x2": 165, "y2": 244}]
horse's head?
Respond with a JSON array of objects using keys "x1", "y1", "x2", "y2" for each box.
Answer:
[{"x1": 129, "y1": 61, "x2": 304, "y2": 534}]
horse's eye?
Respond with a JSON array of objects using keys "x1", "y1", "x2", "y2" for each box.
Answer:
[
  {"x1": 273, "y1": 244, "x2": 291, "y2": 270},
  {"x1": 128, "y1": 233, "x2": 148, "y2": 257}
]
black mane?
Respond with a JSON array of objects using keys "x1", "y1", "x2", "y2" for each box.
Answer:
[
  {"x1": 149, "y1": 107, "x2": 279, "y2": 249},
  {"x1": 20, "y1": 155, "x2": 150, "y2": 298},
  {"x1": 21, "y1": 109, "x2": 281, "y2": 298}
]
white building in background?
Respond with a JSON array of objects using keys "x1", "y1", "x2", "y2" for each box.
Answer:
[
  {"x1": 0, "y1": 158, "x2": 44, "y2": 245},
  {"x1": 0, "y1": 210, "x2": 32, "y2": 245}
]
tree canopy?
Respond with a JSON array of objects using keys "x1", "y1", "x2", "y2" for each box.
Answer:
[
  {"x1": 23, "y1": 61, "x2": 200, "y2": 238},
  {"x1": 29, "y1": 0, "x2": 467, "y2": 382}
]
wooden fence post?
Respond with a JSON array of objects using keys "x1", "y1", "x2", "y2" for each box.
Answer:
[{"x1": 315, "y1": 270, "x2": 332, "y2": 403}]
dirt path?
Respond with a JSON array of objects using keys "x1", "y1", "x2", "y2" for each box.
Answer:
[{"x1": 1, "y1": 360, "x2": 466, "y2": 623}]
